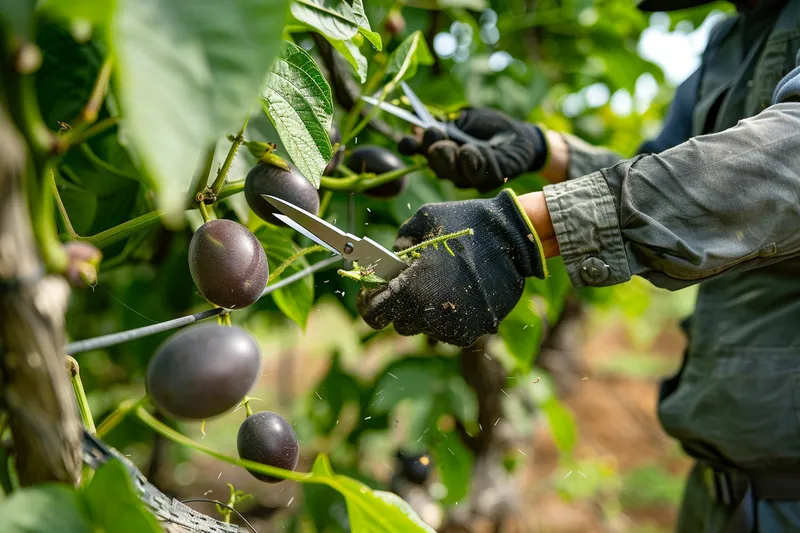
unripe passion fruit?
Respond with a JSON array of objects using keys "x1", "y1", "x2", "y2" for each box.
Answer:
[
  {"x1": 146, "y1": 324, "x2": 262, "y2": 420},
  {"x1": 188, "y1": 219, "x2": 268, "y2": 309},
  {"x1": 346, "y1": 145, "x2": 408, "y2": 198},
  {"x1": 245, "y1": 162, "x2": 320, "y2": 226},
  {"x1": 324, "y1": 125, "x2": 344, "y2": 176},
  {"x1": 237, "y1": 411, "x2": 299, "y2": 483}
]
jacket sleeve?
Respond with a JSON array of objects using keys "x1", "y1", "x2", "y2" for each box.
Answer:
[{"x1": 542, "y1": 67, "x2": 800, "y2": 291}]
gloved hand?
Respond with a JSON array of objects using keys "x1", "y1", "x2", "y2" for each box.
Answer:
[
  {"x1": 356, "y1": 189, "x2": 548, "y2": 347},
  {"x1": 398, "y1": 108, "x2": 549, "y2": 193}
]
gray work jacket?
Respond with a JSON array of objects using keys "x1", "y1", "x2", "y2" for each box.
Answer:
[{"x1": 542, "y1": 0, "x2": 800, "y2": 470}]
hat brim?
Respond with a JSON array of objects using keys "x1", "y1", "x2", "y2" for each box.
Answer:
[{"x1": 638, "y1": 0, "x2": 716, "y2": 11}]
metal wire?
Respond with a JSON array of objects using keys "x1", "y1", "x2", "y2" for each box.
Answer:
[{"x1": 64, "y1": 256, "x2": 342, "y2": 355}]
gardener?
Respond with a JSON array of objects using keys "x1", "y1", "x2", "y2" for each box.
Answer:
[{"x1": 357, "y1": 1, "x2": 800, "y2": 532}]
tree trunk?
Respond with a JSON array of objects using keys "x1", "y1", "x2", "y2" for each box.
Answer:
[{"x1": 0, "y1": 105, "x2": 81, "y2": 485}]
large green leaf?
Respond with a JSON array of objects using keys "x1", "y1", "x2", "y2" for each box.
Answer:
[
  {"x1": 386, "y1": 31, "x2": 434, "y2": 84},
  {"x1": 291, "y1": 0, "x2": 359, "y2": 42},
  {"x1": 0, "y1": 484, "x2": 92, "y2": 532},
  {"x1": 261, "y1": 41, "x2": 333, "y2": 188},
  {"x1": 82, "y1": 461, "x2": 161, "y2": 533},
  {"x1": 112, "y1": 0, "x2": 288, "y2": 220},
  {"x1": 308, "y1": 455, "x2": 435, "y2": 533},
  {"x1": 255, "y1": 225, "x2": 314, "y2": 328},
  {"x1": 350, "y1": 0, "x2": 382, "y2": 50},
  {"x1": 542, "y1": 398, "x2": 577, "y2": 454}
]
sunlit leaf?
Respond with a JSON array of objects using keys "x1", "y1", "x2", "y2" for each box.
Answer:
[
  {"x1": 261, "y1": 41, "x2": 333, "y2": 188},
  {"x1": 291, "y1": 0, "x2": 359, "y2": 42},
  {"x1": 350, "y1": 0, "x2": 382, "y2": 50},
  {"x1": 0, "y1": 485, "x2": 92, "y2": 532},
  {"x1": 325, "y1": 36, "x2": 368, "y2": 83},
  {"x1": 82, "y1": 461, "x2": 161, "y2": 533},
  {"x1": 386, "y1": 31, "x2": 434, "y2": 84}
]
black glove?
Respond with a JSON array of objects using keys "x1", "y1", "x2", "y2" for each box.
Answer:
[
  {"x1": 399, "y1": 108, "x2": 548, "y2": 193},
  {"x1": 356, "y1": 189, "x2": 547, "y2": 347}
]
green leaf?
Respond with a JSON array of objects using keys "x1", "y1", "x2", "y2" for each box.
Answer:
[
  {"x1": 82, "y1": 460, "x2": 162, "y2": 533},
  {"x1": 428, "y1": 432, "x2": 474, "y2": 505},
  {"x1": 369, "y1": 357, "x2": 450, "y2": 415},
  {"x1": 310, "y1": 354, "x2": 363, "y2": 434},
  {"x1": 261, "y1": 41, "x2": 333, "y2": 188},
  {"x1": 325, "y1": 36, "x2": 367, "y2": 83},
  {"x1": 38, "y1": 0, "x2": 114, "y2": 25},
  {"x1": 542, "y1": 398, "x2": 577, "y2": 454},
  {"x1": 386, "y1": 31, "x2": 434, "y2": 84},
  {"x1": 350, "y1": 0, "x2": 382, "y2": 50},
  {"x1": 445, "y1": 376, "x2": 477, "y2": 424},
  {"x1": 255, "y1": 225, "x2": 314, "y2": 328},
  {"x1": 0, "y1": 484, "x2": 92, "y2": 532},
  {"x1": 311, "y1": 454, "x2": 336, "y2": 475},
  {"x1": 291, "y1": 0, "x2": 359, "y2": 42},
  {"x1": 112, "y1": 0, "x2": 288, "y2": 219}
]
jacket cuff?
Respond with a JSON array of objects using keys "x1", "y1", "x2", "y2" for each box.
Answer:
[
  {"x1": 561, "y1": 133, "x2": 625, "y2": 180},
  {"x1": 543, "y1": 172, "x2": 631, "y2": 288}
]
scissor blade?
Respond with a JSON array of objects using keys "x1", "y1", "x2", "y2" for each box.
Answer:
[
  {"x1": 400, "y1": 81, "x2": 437, "y2": 126},
  {"x1": 359, "y1": 95, "x2": 427, "y2": 129},
  {"x1": 263, "y1": 195, "x2": 350, "y2": 254},
  {"x1": 271, "y1": 213, "x2": 340, "y2": 255}
]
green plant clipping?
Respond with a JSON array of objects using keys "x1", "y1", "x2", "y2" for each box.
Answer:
[{"x1": 261, "y1": 41, "x2": 334, "y2": 188}]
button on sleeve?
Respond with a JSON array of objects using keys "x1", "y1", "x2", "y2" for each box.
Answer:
[{"x1": 543, "y1": 172, "x2": 631, "y2": 288}]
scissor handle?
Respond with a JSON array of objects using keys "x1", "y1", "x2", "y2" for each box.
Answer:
[{"x1": 443, "y1": 123, "x2": 492, "y2": 149}]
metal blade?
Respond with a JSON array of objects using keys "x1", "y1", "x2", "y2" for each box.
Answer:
[
  {"x1": 359, "y1": 95, "x2": 427, "y2": 128},
  {"x1": 263, "y1": 195, "x2": 351, "y2": 254},
  {"x1": 400, "y1": 81, "x2": 437, "y2": 126},
  {"x1": 263, "y1": 195, "x2": 409, "y2": 280},
  {"x1": 270, "y1": 213, "x2": 340, "y2": 255}
]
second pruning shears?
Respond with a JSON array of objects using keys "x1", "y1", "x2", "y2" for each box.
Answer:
[
  {"x1": 360, "y1": 81, "x2": 492, "y2": 149},
  {"x1": 262, "y1": 195, "x2": 409, "y2": 281}
]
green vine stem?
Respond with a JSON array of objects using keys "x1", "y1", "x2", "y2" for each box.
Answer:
[
  {"x1": 135, "y1": 407, "x2": 311, "y2": 482},
  {"x1": 320, "y1": 161, "x2": 426, "y2": 193},
  {"x1": 210, "y1": 118, "x2": 249, "y2": 196},
  {"x1": 55, "y1": 180, "x2": 245, "y2": 250},
  {"x1": 96, "y1": 396, "x2": 148, "y2": 438},
  {"x1": 318, "y1": 189, "x2": 333, "y2": 218},
  {"x1": 198, "y1": 201, "x2": 211, "y2": 223},
  {"x1": 268, "y1": 245, "x2": 327, "y2": 282},
  {"x1": 51, "y1": 170, "x2": 77, "y2": 238},
  {"x1": 79, "y1": 56, "x2": 113, "y2": 125},
  {"x1": 59, "y1": 116, "x2": 119, "y2": 152}
]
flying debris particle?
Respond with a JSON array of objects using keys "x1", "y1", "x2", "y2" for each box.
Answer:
[
  {"x1": 365, "y1": 222, "x2": 369, "y2": 226},
  {"x1": 367, "y1": 208, "x2": 371, "y2": 213},
  {"x1": 501, "y1": 389, "x2": 510, "y2": 397},
  {"x1": 315, "y1": 391, "x2": 322, "y2": 400},
  {"x1": 407, "y1": 203, "x2": 411, "y2": 210},
  {"x1": 533, "y1": 377, "x2": 540, "y2": 384},
  {"x1": 448, "y1": 448, "x2": 454, "y2": 455},
  {"x1": 518, "y1": 449, "x2": 527, "y2": 456},
  {"x1": 494, "y1": 418, "x2": 500, "y2": 427},
  {"x1": 217, "y1": 472, "x2": 222, "y2": 479},
  {"x1": 478, "y1": 423, "x2": 483, "y2": 431},
  {"x1": 324, "y1": 279, "x2": 329, "y2": 283},
  {"x1": 387, "y1": 372, "x2": 398, "y2": 379},
  {"x1": 564, "y1": 471, "x2": 573, "y2": 478},
  {"x1": 484, "y1": 353, "x2": 492, "y2": 360},
  {"x1": 523, "y1": 325, "x2": 528, "y2": 330},
  {"x1": 204, "y1": 490, "x2": 213, "y2": 496},
  {"x1": 287, "y1": 497, "x2": 295, "y2": 507},
  {"x1": 364, "y1": 416, "x2": 372, "y2": 420},
  {"x1": 579, "y1": 471, "x2": 587, "y2": 478},
  {"x1": 582, "y1": 377, "x2": 589, "y2": 381}
]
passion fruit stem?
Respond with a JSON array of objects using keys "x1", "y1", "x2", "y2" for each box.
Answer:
[
  {"x1": 319, "y1": 161, "x2": 427, "y2": 193},
  {"x1": 198, "y1": 201, "x2": 212, "y2": 223},
  {"x1": 135, "y1": 406, "x2": 311, "y2": 482},
  {"x1": 268, "y1": 245, "x2": 328, "y2": 283},
  {"x1": 51, "y1": 169, "x2": 77, "y2": 238},
  {"x1": 210, "y1": 117, "x2": 249, "y2": 197}
]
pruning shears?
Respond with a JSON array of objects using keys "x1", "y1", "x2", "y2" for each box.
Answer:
[
  {"x1": 262, "y1": 195, "x2": 409, "y2": 280},
  {"x1": 359, "y1": 81, "x2": 492, "y2": 149}
]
